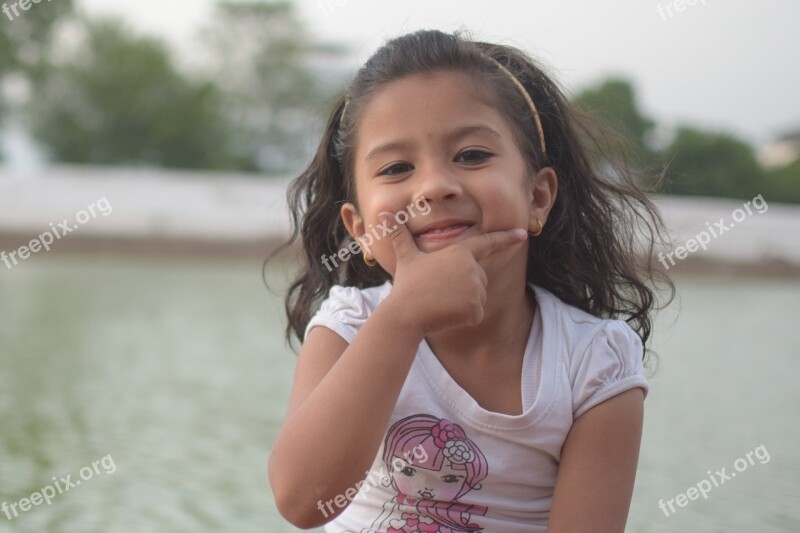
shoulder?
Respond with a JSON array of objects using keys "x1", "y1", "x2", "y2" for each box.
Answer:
[
  {"x1": 532, "y1": 283, "x2": 642, "y2": 358},
  {"x1": 531, "y1": 283, "x2": 648, "y2": 419},
  {"x1": 304, "y1": 281, "x2": 393, "y2": 343}
]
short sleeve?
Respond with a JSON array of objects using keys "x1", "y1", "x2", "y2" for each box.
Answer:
[
  {"x1": 570, "y1": 320, "x2": 649, "y2": 419},
  {"x1": 304, "y1": 283, "x2": 390, "y2": 343}
]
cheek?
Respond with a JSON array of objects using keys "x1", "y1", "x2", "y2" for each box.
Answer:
[
  {"x1": 432, "y1": 478, "x2": 465, "y2": 500},
  {"x1": 478, "y1": 182, "x2": 530, "y2": 227},
  {"x1": 357, "y1": 193, "x2": 407, "y2": 235},
  {"x1": 393, "y1": 474, "x2": 421, "y2": 496},
  {"x1": 473, "y1": 159, "x2": 530, "y2": 216}
]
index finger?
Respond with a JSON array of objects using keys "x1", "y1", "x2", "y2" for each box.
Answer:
[{"x1": 461, "y1": 228, "x2": 528, "y2": 259}]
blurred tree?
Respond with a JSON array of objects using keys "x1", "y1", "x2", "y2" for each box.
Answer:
[
  {"x1": 661, "y1": 127, "x2": 764, "y2": 199},
  {"x1": 0, "y1": 0, "x2": 74, "y2": 159},
  {"x1": 763, "y1": 157, "x2": 800, "y2": 204},
  {"x1": 573, "y1": 78, "x2": 657, "y2": 163},
  {"x1": 200, "y1": 0, "x2": 349, "y2": 173},
  {"x1": 26, "y1": 16, "x2": 248, "y2": 170},
  {"x1": 0, "y1": 0, "x2": 73, "y2": 76}
]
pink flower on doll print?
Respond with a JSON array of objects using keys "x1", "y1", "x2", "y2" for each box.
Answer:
[{"x1": 431, "y1": 419, "x2": 467, "y2": 448}]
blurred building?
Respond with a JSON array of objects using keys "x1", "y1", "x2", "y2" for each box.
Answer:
[
  {"x1": 1, "y1": 164, "x2": 800, "y2": 275},
  {"x1": 758, "y1": 129, "x2": 800, "y2": 168}
]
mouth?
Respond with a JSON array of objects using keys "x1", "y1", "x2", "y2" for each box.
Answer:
[
  {"x1": 414, "y1": 222, "x2": 474, "y2": 241},
  {"x1": 418, "y1": 490, "x2": 434, "y2": 499}
]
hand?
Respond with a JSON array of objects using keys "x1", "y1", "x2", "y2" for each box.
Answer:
[{"x1": 379, "y1": 213, "x2": 528, "y2": 337}]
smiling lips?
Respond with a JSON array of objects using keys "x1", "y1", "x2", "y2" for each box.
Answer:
[{"x1": 414, "y1": 222, "x2": 473, "y2": 241}]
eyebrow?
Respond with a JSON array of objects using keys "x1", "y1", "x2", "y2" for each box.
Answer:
[{"x1": 364, "y1": 124, "x2": 502, "y2": 163}]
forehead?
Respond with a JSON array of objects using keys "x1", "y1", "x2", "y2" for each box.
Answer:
[
  {"x1": 391, "y1": 454, "x2": 463, "y2": 475},
  {"x1": 354, "y1": 71, "x2": 509, "y2": 154},
  {"x1": 365, "y1": 70, "x2": 490, "y2": 114}
]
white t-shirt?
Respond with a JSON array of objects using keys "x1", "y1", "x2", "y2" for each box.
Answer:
[{"x1": 304, "y1": 280, "x2": 649, "y2": 533}]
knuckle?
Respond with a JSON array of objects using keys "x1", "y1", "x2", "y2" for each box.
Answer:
[{"x1": 470, "y1": 308, "x2": 484, "y2": 325}]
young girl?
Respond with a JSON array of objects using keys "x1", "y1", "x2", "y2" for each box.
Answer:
[{"x1": 267, "y1": 29, "x2": 672, "y2": 532}]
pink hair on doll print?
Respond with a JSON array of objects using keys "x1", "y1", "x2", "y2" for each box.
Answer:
[{"x1": 365, "y1": 414, "x2": 489, "y2": 533}]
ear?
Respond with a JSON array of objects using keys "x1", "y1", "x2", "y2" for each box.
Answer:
[
  {"x1": 340, "y1": 202, "x2": 369, "y2": 249},
  {"x1": 528, "y1": 167, "x2": 558, "y2": 233}
]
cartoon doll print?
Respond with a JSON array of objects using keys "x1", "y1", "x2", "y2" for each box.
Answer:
[{"x1": 363, "y1": 414, "x2": 489, "y2": 533}]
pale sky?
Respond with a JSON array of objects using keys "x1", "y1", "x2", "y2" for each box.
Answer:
[{"x1": 67, "y1": 0, "x2": 800, "y2": 146}]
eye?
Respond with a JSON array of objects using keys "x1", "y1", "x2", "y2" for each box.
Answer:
[
  {"x1": 378, "y1": 162, "x2": 413, "y2": 176},
  {"x1": 401, "y1": 466, "x2": 416, "y2": 476},
  {"x1": 441, "y1": 474, "x2": 463, "y2": 483},
  {"x1": 456, "y1": 149, "x2": 492, "y2": 164}
]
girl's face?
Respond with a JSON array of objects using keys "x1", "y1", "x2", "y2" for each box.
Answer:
[
  {"x1": 392, "y1": 455, "x2": 467, "y2": 501},
  {"x1": 341, "y1": 70, "x2": 556, "y2": 275}
]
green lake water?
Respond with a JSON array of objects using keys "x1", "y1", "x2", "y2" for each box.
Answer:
[{"x1": 0, "y1": 255, "x2": 797, "y2": 532}]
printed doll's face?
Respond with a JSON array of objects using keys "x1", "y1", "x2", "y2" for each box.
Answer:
[
  {"x1": 391, "y1": 455, "x2": 467, "y2": 501},
  {"x1": 340, "y1": 70, "x2": 557, "y2": 275}
]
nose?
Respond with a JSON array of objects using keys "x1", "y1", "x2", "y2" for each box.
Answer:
[{"x1": 414, "y1": 160, "x2": 462, "y2": 204}]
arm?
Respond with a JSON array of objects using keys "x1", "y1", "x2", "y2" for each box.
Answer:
[
  {"x1": 268, "y1": 220, "x2": 527, "y2": 528},
  {"x1": 268, "y1": 296, "x2": 424, "y2": 529},
  {"x1": 547, "y1": 387, "x2": 645, "y2": 533}
]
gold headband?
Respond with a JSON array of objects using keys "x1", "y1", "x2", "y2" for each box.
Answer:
[
  {"x1": 338, "y1": 57, "x2": 546, "y2": 155},
  {"x1": 340, "y1": 98, "x2": 349, "y2": 125},
  {"x1": 485, "y1": 57, "x2": 547, "y2": 156}
]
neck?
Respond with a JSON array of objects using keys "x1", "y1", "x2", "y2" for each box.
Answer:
[{"x1": 423, "y1": 267, "x2": 535, "y2": 364}]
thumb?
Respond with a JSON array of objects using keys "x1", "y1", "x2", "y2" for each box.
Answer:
[{"x1": 380, "y1": 212, "x2": 419, "y2": 262}]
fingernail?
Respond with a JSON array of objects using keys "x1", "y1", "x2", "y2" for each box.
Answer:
[{"x1": 513, "y1": 228, "x2": 527, "y2": 239}]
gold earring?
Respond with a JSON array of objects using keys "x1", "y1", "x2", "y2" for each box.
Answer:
[
  {"x1": 529, "y1": 218, "x2": 543, "y2": 237},
  {"x1": 363, "y1": 250, "x2": 377, "y2": 267}
]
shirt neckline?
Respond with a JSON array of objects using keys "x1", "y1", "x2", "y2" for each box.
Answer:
[{"x1": 413, "y1": 282, "x2": 559, "y2": 430}]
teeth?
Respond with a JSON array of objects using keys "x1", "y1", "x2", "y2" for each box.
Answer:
[{"x1": 424, "y1": 225, "x2": 463, "y2": 234}]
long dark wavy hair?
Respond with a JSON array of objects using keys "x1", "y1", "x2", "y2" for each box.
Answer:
[{"x1": 266, "y1": 28, "x2": 674, "y2": 367}]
